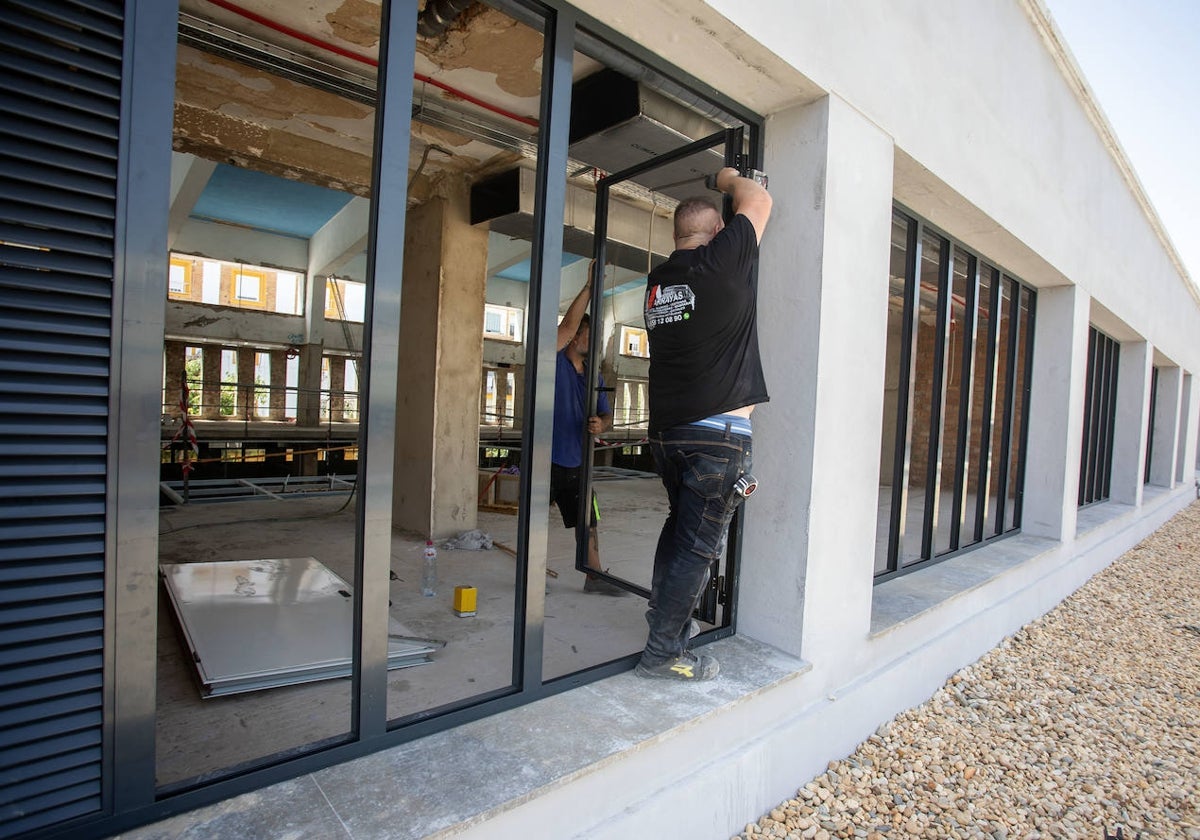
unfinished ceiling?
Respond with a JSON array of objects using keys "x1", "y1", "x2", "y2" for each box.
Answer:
[{"x1": 173, "y1": 0, "x2": 574, "y2": 196}]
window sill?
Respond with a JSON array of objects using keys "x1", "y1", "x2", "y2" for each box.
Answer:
[
  {"x1": 122, "y1": 636, "x2": 809, "y2": 840},
  {"x1": 869, "y1": 532, "x2": 1058, "y2": 636}
]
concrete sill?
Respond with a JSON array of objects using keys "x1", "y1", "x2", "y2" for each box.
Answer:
[
  {"x1": 121, "y1": 635, "x2": 809, "y2": 840},
  {"x1": 869, "y1": 532, "x2": 1058, "y2": 636}
]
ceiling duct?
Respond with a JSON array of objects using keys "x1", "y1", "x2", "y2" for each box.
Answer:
[
  {"x1": 471, "y1": 167, "x2": 675, "y2": 275},
  {"x1": 568, "y1": 69, "x2": 729, "y2": 203}
]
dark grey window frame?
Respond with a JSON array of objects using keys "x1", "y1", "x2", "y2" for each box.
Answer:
[
  {"x1": 27, "y1": 1, "x2": 768, "y2": 837},
  {"x1": 876, "y1": 207, "x2": 1037, "y2": 582}
]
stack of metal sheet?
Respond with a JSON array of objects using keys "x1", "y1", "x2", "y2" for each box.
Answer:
[{"x1": 160, "y1": 557, "x2": 440, "y2": 698}]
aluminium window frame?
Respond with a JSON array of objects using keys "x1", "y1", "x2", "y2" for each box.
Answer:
[
  {"x1": 876, "y1": 205, "x2": 1037, "y2": 583},
  {"x1": 93, "y1": 1, "x2": 766, "y2": 837}
]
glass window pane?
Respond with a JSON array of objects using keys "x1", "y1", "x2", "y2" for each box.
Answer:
[
  {"x1": 962, "y1": 264, "x2": 995, "y2": 547},
  {"x1": 986, "y1": 280, "x2": 1013, "y2": 536},
  {"x1": 901, "y1": 230, "x2": 945, "y2": 566},
  {"x1": 874, "y1": 212, "x2": 912, "y2": 575},
  {"x1": 934, "y1": 250, "x2": 970, "y2": 555},
  {"x1": 1005, "y1": 287, "x2": 1033, "y2": 530}
]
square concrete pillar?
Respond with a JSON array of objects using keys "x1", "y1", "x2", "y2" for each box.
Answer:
[
  {"x1": 1175, "y1": 373, "x2": 1193, "y2": 484},
  {"x1": 511, "y1": 365, "x2": 525, "y2": 430},
  {"x1": 1109, "y1": 340, "x2": 1151, "y2": 506},
  {"x1": 269, "y1": 349, "x2": 288, "y2": 420},
  {"x1": 740, "y1": 94, "x2": 893, "y2": 678},
  {"x1": 164, "y1": 340, "x2": 186, "y2": 419},
  {"x1": 328, "y1": 356, "x2": 346, "y2": 422},
  {"x1": 237, "y1": 348, "x2": 255, "y2": 420},
  {"x1": 296, "y1": 346, "x2": 323, "y2": 427},
  {"x1": 201, "y1": 345, "x2": 222, "y2": 419},
  {"x1": 1021, "y1": 285, "x2": 1090, "y2": 540},
  {"x1": 1182, "y1": 374, "x2": 1200, "y2": 484},
  {"x1": 393, "y1": 176, "x2": 488, "y2": 539},
  {"x1": 1149, "y1": 365, "x2": 1181, "y2": 488}
]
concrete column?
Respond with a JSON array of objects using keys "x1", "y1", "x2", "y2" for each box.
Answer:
[
  {"x1": 1022, "y1": 285, "x2": 1090, "y2": 540},
  {"x1": 495, "y1": 367, "x2": 509, "y2": 427},
  {"x1": 329, "y1": 356, "x2": 346, "y2": 422},
  {"x1": 237, "y1": 348, "x2": 255, "y2": 420},
  {"x1": 164, "y1": 340, "x2": 186, "y2": 419},
  {"x1": 1109, "y1": 340, "x2": 1151, "y2": 506},
  {"x1": 1183, "y1": 374, "x2": 1200, "y2": 484},
  {"x1": 1149, "y1": 366, "x2": 1181, "y2": 488},
  {"x1": 269, "y1": 349, "x2": 288, "y2": 420},
  {"x1": 297, "y1": 348, "x2": 324, "y2": 427},
  {"x1": 741, "y1": 94, "x2": 893, "y2": 681},
  {"x1": 393, "y1": 176, "x2": 488, "y2": 538},
  {"x1": 201, "y1": 345, "x2": 222, "y2": 419},
  {"x1": 511, "y1": 365, "x2": 525, "y2": 430},
  {"x1": 1175, "y1": 374, "x2": 1193, "y2": 484},
  {"x1": 480, "y1": 368, "x2": 494, "y2": 425}
]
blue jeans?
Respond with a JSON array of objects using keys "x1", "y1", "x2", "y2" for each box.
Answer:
[{"x1": 642, "y1": 424, "x2": 753, "y2": 666}]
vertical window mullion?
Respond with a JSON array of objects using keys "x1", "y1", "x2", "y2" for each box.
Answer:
[
  {"x1": 1145, "y1": 367, "x2": 1158, "y2": 484},
  {"x1": 1079, "y1": 329, "x2": 1098, "y2": 506},
  {"x1": 887, "y1": 217, "x2": 921, "y2": 574},
  {"x1": 974, "y1": 265, "x2": 1001, "y2": 543},
  {"x1": 993, "y1": 277, "x2": 1020, "y2": 533},
  {"x1": 921, "y1": 237, "x2": 952, "y2": 560},
  {"x1": 1094, "y1": 337, "x2": 1110, "y2": 503},
  {"x1": 1011, "y1": 289, "x2": 1036, "y2": 527},
  {"x1": 950, "y1": 255, "x2": 979, "y2": 550},
  {"x1": 515, "y1": 5, "x2": 576, "y2": 687},
  {"x1": 1101, "y1": 339, "x2": 1120, "y2": 499},
  {"x1": 1088, "y1": 333, "x2": 1109, "y2": 503}
]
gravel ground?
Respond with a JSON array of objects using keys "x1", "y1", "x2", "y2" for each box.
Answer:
[{"x1": 738, "y1": 501, "x2": 1200, "y2": 840}]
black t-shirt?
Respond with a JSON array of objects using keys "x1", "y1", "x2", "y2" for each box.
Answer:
[{"x1": 643, "y1": 213, "x2": 769, "y2": 433}]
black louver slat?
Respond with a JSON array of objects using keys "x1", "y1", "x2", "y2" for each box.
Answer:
[{"x1": 0, "y1": 0, "x2": 122, "y2": 835}]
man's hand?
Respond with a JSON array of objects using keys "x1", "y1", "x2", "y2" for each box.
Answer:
[
  {"x1": 714, "y1": 167, "x2": 772, "y2": 244},
  {"x1": 586, "y1": 415, "x2": 610, "y2": 435}
]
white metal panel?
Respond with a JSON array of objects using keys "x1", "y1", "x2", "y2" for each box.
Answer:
[{"x1": 160, "y1": 557, "x2": 439, "y2": 697}]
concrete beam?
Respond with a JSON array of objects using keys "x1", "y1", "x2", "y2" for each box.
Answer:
[
  {"x1": 308, "y1": 197, "x2": 370, "y2": 279},
  {"x1": 168, "y1": 153, "x2": 217, "y2": 249}
]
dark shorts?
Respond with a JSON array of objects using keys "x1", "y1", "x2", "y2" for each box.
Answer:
[{"x1": 549, "y1": 464, "x2": 599, "y2": 529}]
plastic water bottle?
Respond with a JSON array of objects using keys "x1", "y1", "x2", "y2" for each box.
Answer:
[{"x1": 421, "y1": 539, "x2": 437, "y2": 597}]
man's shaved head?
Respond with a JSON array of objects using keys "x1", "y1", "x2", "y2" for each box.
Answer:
[{"x1": 673, "y1": 196, "x2": 722, "y2": 242}]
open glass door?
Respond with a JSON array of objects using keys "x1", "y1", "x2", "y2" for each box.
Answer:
[{"x1": 571, "y1": 127, "x2": 745, "y2": 625}]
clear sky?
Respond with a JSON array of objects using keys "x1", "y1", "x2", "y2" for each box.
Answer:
[{"x1": 1042, "y1": 0, "x2": 1200, "y2": 284}]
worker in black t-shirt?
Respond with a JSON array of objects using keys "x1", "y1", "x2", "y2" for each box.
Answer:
[{"x1": 636, "y1": 167, "x2": 772, "y2": 681}]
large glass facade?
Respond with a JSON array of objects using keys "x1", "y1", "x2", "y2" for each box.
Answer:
[
  {"x1": 875, "y1": 209, "x2": 1036, "y2": 579},
  {"x1": 146, "y1": 0, "x2": 761, "y2": 808}
]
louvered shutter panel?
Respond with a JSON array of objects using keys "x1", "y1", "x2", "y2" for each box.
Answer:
[{"x1": 0, "y1": 0, "x2": 125, "y2": 835}]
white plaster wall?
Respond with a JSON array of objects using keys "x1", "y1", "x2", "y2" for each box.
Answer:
[{"x1": 569, "y1": 0, "x2": 1200, "y2": 372}]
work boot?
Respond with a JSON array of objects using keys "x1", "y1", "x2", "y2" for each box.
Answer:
[{"x1": 634, "y1": 650, "x2": 719, "y2": 681}]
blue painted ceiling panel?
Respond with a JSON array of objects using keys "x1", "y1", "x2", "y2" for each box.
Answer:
[
  {"x1": 191, "y1": 164, "x2": 356, "y2": 239},
  {"x1": 495, "y1": 253, "x2": 585, "y2": 283}
]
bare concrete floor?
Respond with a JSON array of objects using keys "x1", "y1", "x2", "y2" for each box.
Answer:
[{"x1": 154, "y1": 472, "x2": 685, "y2": 788}]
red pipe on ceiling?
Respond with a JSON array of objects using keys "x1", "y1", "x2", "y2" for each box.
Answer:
[{"x1": 201, "y1": 0, "x2": 540, "y2": 128}]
